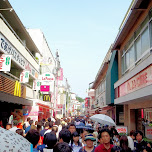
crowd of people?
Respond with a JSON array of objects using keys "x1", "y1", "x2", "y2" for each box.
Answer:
[{"x1": 4, "y1": 116, "x2": 152, "y2": 152}]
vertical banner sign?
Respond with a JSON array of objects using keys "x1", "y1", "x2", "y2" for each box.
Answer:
[
  {"x1": 33, "y1": 80, "x2": 40, "y2": 90},
  {"x1": 20, "y1": 71, "x2": 29, "y2": 83},
  {"x1": 58, "y1": 68, "x2": 63, "y2": 81},
  {"x1": 0, "y1": 54, "x2": 11, "y2": 71}
]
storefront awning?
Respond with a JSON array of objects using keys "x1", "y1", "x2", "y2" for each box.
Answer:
[
  {"x1": 99, "y1": 106, "x2": 114, "y2": 114},
  {"x1": 0, "y1": 91, "x2": 33, "y2": 106}
]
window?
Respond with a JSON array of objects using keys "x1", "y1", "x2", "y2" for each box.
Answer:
[
  {"x1": 122, "y1": 13, "x2": 151, "y2": 74},
  {"x1": 141, "y1": 27, "x2": 149, "y2": 53},
  {"x1": 135, "y1": 36, "x2": 141, "y2": 60}
]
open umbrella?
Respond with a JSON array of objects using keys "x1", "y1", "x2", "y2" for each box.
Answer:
[
  {"x1": 0, "y1": 127, "x2": 32, "y2": 151},
  {"x1": 90, "y1": 114, "x2": 116, "y2": 126}
]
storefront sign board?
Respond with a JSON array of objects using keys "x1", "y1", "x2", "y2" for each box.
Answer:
[
  {"x1": 145, "y1": 126, "x2": 152, "y2": 139},
  {"x1": 40, "y1": 85, "x2": 50, "y2": 92},
  {"x1": 0, "y1": 33, "x2": 39, "y2": 79},
  {"x1": 0, "y1": 54, "x2": 11, "y2": 71},
  {"x1": 20, "y1": 71, "x2": 29, "y2": 83},
  {"x1": 56, "y1": 104, "x2": 63, "y2": 109},
  {"x1": 116, "y1": 126, "x2": 128, "y2": 134},
  {"x1": 33, "y1": 80, "x2": 41, "y2": 90},
  {"x1": 39, "y1": 72, "x2": 54, "y2": 82},
  {"x1": 119, "y1": 65, "x2": 152, "y2": 97},
  {"x1": 43, "y1": 94, "x2": 51, "y2": 102}
]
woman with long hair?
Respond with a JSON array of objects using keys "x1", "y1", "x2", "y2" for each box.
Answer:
[
  {"x1": 71, "y1": 131, "x2": 82, "y2": 152},
  {"x1": 120, "y1": 135, "x2": 131, "y2": 152}
]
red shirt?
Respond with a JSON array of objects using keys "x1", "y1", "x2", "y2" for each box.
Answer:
[{"x1": 95, "y1": 144, "x2": 114, "y2": 152}]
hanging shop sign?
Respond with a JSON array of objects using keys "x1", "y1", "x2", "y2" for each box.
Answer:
[
  {"x1": 58, "y1": 68, "x2": 63, "y2": 81},
  {"x1": 56, "y1": 104, "x2": 63, "y2": 109},
  {"x1": 20, "y1": 71, "x2": 29, "y2": 83},
  {"x1": 14, "y1": 81, "x2": 21, "y2": 97},
  {"x1": 43, "y1": 94, "x2": 51, "y2": 102},
  {"x1": 40, "y1": 56, "x2": 53, "y2": 66},
  {"x1": 33, "y1": 80, "x2": 41, "y2": 90},
  {"x1": 0, "y1": 33, "x2": 39, "y2": 79},
  {"x1": 118, "y1": 65, "x2": 152, "y2": 97},
  {"x1": 0, "y1": 54, "x2": 11, "y2": 71},
  {"x1": 40, "y1": 85, "x2": 50, "y2": 92},
  {"x1": 39, "y1": 72, "x2": 54, "y2": 82}
]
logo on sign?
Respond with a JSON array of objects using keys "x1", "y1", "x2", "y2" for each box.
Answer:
[
  {"x1": 43, "y1": 94, "x2": 51, "y2": 102},
  {"x1": 14, "y1": 81, "x2": 21, "y2": 97},
  {"x1": 39, "y1": 72, "x2": 54, "y2": 82},
  {"x1": 20, "y1": 71, "x2": 29, "y2": 83},
  {"x1": 0, "y1": 54, "x2": 11, "y2": 71}
]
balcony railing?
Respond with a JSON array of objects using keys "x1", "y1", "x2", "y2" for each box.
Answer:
[{"x1": 0, "y1": 13, "x2": 38, "y2": 64}]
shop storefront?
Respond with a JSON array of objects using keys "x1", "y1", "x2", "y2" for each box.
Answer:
[{"x1": 115, "y1": 63, "x2": 152, "y2": 132}]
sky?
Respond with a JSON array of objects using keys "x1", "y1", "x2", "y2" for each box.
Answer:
[{"x1": 9, "y1": 0, "x2": 132, "y2": 98}]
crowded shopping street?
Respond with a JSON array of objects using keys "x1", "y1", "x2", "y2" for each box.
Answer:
[{"x1": 1, "y1": 0, "x2": 152, "y2": 151}]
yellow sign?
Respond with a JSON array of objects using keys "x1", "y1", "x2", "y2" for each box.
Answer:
[
  {"x1": 43, "y1": 94, "x2": 51, "y2": 102},
  {"x1": 14, "y1": 81, "x2": 21, "y2": 97}
]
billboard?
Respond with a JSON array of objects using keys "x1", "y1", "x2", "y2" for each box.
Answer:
[
  {"x1": 20, "y1": 71, "x2": 29, "y2": 83},
  {"x1": 40, "y1": 85, "x2": 50, "y2": 92},
  {"x1": 43, "y1": 94, "x2": 51, "y2": 102},
  {"x1": 0, "y1": 54, "x2": 11, "y2": 71}
]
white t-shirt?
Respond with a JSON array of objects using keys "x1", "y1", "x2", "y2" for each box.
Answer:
[
  {"x1": 9, "y1": 126, "x2": 18, "y2": 132},
  {"x1": 127, "y1": 136, "x2": 134, "y2": 151},
  {"x1": 44, "y1": 129, "x2": 52, "y2": 135},
  {"x1": 43, "y1": 149, "x2": 53, "y2": 152}
]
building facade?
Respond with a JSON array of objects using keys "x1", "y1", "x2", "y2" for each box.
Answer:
[
  {"x1": 0, "y1": 1, "x2": 40, "y2": 126},
  {"x1": 113, "y1": 0, "x2": 152, "y2": 132}
]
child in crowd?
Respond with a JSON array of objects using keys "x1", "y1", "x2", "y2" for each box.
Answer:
[{"x1": 71, "y1": 131, "x2": 82, "y2": 152}]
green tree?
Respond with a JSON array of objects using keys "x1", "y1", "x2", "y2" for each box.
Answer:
[{"x1": 76, "y1": 96, "x2": 84, "y2": 103}]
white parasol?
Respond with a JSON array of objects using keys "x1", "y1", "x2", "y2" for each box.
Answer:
[
  {"x1": 90, "y1": 114, "x2": 116, "y2": 126},
  {"x1": 0, "y1": 127, "x2": 32, "y2": 151}
]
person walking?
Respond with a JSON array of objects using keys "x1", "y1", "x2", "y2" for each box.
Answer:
[
  {"x1": 119, "y1": 135, "x2": 131, "y2": 152},
  {"x1": 95, "y1": 129, "x2": 114, "y2": 152},
  {"x1": 43, "y1": 132, "x2": 57, "y2": 152},
  {"x1": 79, "y1": 134, "x2": 96, "y2": 152},
  {"x1": 70, "y1": 131, "x2": 82, "y2": 152},
  {"x1": 25, "y1": 129, "x2": 40, "y2": 152},
  {"x1": 53, "y1": 142, "x2": 72, "y2": 152},
  {"x1": 127, "y1": 130, "x2": 135, "y2": 151}
]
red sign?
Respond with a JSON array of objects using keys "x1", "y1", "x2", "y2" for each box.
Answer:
[
  {"x1": 145, "y1": 126, "x2": 152, "y2": 139},
  {"x1": 118, "y1": 65, "x2": 152, "y2": 97},
  {"x1": 40, "y1": 85, "x2": 50, "y2": 92},
  {"x1": 56, "y1": 104, "x2": 63, "y2": 109},
  {"x1": 58, "y1": 68, "x2": 63, "y2": 81}
]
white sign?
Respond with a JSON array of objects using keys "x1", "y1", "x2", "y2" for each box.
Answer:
[
  {"x1": 39, "y1": 72, "x2": 55, "y2": 82},
  {"x1": 116, "y1": 126, "x2": 128, "y2": 134},
  {"x1": 0, "y1": 33, "x2": 39, "y2": 79},
  {"x1": 20, "y1": 71, "x2": 29, "y2": 83},
  {"x1": 33, "y1": 80, "x2": 41, "y2": 90},
  {"x1": 145, "y1": 126, "x2": 152, "y2": 139},
  {"x1": 0, "y1": 54, "x2": 11, "y2": 71}
]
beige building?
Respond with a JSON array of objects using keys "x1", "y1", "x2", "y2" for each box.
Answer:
[{"x1": 113, "y1": 0, "x2": 152, "y2": 132}]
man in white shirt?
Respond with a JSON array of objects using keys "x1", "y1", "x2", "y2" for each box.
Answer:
[
  {"x1": 9, "y1": 120, "x2": 18, "y2": 132},
  {"x1": 44, "y1": 121, "x2": 53, "y2": 135},
  {"x1": 127, "y1": 130, "x2": 135, "y2": 151}
]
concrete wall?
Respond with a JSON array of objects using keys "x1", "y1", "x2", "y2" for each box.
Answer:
[{"x1": 0, "y1": 19, "x2": 39, "y2": 72}]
